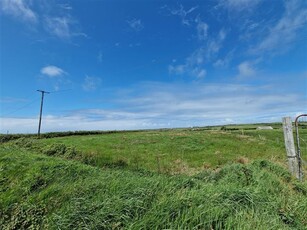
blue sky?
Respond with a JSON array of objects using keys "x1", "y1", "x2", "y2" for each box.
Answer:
[{"x1": 0, "y1": 0, "x2": 306, "y2": 133}]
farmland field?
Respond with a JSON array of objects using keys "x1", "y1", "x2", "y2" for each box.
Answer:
[
  {"x1": 7, "y1": 124, "x2": 306, "y2": 174},
  {"x1": 1, "y1": 124, "x2": 307, "y2": 229}
]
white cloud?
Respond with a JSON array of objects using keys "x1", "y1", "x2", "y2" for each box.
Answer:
[
  {"x1": 168, "y1": 65, "x2": 185, "y2": 75},
  {"x1": 169, "y1": 46, "x2": 206, "y2": 78},
  {"x1": 237, "y1": 61, "x2": 256, "y2": 78},
  {"x1": 219, "y1": 0, "x2": 262, "y2": 11},
  {"x1": 0, "y1": 0, "x2": 37, "y2": 23},
  {"x1": 1, "y1": 81, "x2": 304, "y2": 133},
  {"x1": 42, "y1": 3, "x2": 87, "y2": 40},
  {"x1": 127, "y1": 18, "x2": 144, "y2": 31},
  {"x1": 58, "y1": 4, "x2": 73, "y2": 10},
  {"x1": 41, "y1": 65, "x2": 66, "y2": 77},
  {"x1": 206, "y1": 41, "x2": 221, "y2": 59},
  {"x1": 168, "y1": 51, "x2": 206, "y2": 78},
  {"x1": 169, "y1": 4, "x2": 198, "y2": 26},
  {"x1": 188, "y1": 48, "x2": 205, "y2": 65},
  {"x1": 169, "y1": 27, "x2": 226, "y2": 78},
  {"x1": 1, "y1": 1, "x2": 86, "y2": 41},
  {"x1": 0, "y1": 116, "x2": 158, "y2": 134},
  {"x1": 214, "y1": 48, "x2": 235, "y2": 68},
  {"x1": 204, "y1": 28, "x2": 227, "y2": 60},
  {"x1": 44, "y1": 16, "x2": 73, "y2": 39},
  {"x1": 82, "y1": 76, "x2": 102, "y2": 92},
  {"x1": 252, "y1": 0, "x2": 307, "y2": 55},
  {"x1": 114, "y1": 82, "x2": 304, "y2": 125},
  {"x1": 214, "y1": 59, "x2": 225, "y2": 68},
  {"x1": 196, "y1": 20, "x2": 209, "y2": 41},
  {"x1": 194, "y1": 68, "x2": 206, "y2": 78}
]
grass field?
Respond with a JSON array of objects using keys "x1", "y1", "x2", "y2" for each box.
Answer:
[
  {"x1": 1, "y1": 146, "x2": 307, "y2": 229},
  {"x1": 1, "y1": 124, "x2": 307, "y2": 229},
  {"x1": 9, "y1": 124, "x2": 305, "y2": 174}
]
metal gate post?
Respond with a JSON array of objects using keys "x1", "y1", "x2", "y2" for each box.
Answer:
[{"x1": 294, "y1": 114, "x2": 307, "y2": 181}]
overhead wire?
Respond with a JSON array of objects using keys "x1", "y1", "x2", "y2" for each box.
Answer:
[
  {"x1": 0, "y1": 88, "x2": 74, "y2": 117},
  {"x1": 1, "y1": 97, "x2": 40, "y2": 117}
]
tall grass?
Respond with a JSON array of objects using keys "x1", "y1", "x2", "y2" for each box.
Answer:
[
  {"x1": 1, "y1": 146, "x2": 306, "y2": 229},
  {"x1": 6, "y1": 127, "x2": 301, "y2": 174}
]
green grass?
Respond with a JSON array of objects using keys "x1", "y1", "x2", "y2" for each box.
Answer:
[
  {"x1": 21, "y1": 128, "x2": 294, "y2": 174},
  {"x1": 1, "y1": 146, "x2": 307, "y2": 229},
  {"x1": 1, "y1": 125, "x2": 307, "y2": 229},
  {"x1": 5, "y1": 126, "x2": 307, "y2": 174}
]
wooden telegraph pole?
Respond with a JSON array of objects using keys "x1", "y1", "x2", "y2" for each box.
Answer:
[{"x1": 37, "y1": 90, "x2": 50, "y2": 138}]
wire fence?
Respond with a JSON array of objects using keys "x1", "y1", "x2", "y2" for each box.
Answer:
[{"x1": 295, "y1": 114, "x2": 307, "y2": 174}]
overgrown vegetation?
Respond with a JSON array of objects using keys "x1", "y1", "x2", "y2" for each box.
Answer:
[
  {"x1": 3, "y1": 124, "x2": 307, "y2": 174},
  {"x1": 1, "y1": 146, "x2": 306, "y2": 229},
  {"x1": 6, "y1": 126, "x2": 296, "y2": 173},
  {"x1": 1, "y1": 125, "x2": 306, "y2": 229}
]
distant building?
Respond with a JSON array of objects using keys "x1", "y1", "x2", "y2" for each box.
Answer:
[{"x1": 256, "y1": 126, "x2": 273, "y2": 130}]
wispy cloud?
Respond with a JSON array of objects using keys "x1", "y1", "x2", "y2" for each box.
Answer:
[
  {"x1": 44, "y1": 16, "x2": 87, "y2": 40},
  {"x1": 127, "y1": 18, "x2": 144, "y2": 31},
  {"x1": 169, "y1": 61, "x2": 206, "y2": 79},
  {"x1": 0, "y1": 116, "x2": 158, "y2": 134},
  {"x1": 165, "y1": 4, "x2": 198, "y2": 26},
  {"x1": 41, "y1": 65, "x2": 66, "y2": 77},
  {"x1": 1, "y1": 80, "x2": 304, "y2": 133},
  {"x1": 206, "y1": 29, "x2": 227, "y2": 59},
  {"x1": 219, "y1": 0, "x2": 262, "y2": 11},
  {"x1": 251, "y1": 0, "x2": 307, "y2": 55},
  {"x1": 44, "y1": 17, "x2": 72, "y2": 39},
  {"x1": 214, "y1": 49, "x2": 234, "y2": 68},
  {"x1": 196, "y1": 19, "x2": 209, "y2": 41},
  {"x1": 1, "y1": 1, "x2": 86, "y2": 41},
  {"x1": 193, "y1": 69, "x2": 207, "y2": 79},
  {"x1": 168, "y1": 65, "x2": 185, "y2": 75},
  {"x1": 169, "y1": 27, "x2": 226, "y2": 78},
  {"x1": 0, "y1": 0, "x2": 37, "y2": 23},
  {"x1": 82, "y1": 76, "x2": 102, "y2": 92},
  {"x1": 237, "y1": 61, "x2": 256, "y2": 78},
  {"x1": 168, "y1": 59, "x2": 207, "y2": 79},
  {"x1": 58, "y1": 4, "x2": 73, "y2": 10},
  {"x1": 111, "y1": 81, "x2": 304, "y2": 126}
]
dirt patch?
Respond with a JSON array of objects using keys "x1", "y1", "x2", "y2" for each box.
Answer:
[{"x1": 236, "y1": 157, "x2": 249, "y2": 165}]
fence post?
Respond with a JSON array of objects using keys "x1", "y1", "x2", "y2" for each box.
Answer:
[{"x1": 282, "y1": 117, "x2": 300, "y2": 179}]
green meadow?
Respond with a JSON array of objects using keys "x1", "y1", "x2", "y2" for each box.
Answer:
[
  {"x1": 14, "y1": 125, "x2": 305, "y2": 174},
  {"x1": 1, "y1": 124, "x2": 307, "y2": 229},
  {"x1": 13, "y1": 129, "x2": 283, "y2": 172}
]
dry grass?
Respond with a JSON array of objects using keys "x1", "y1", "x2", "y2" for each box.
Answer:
[{"x1": 236, "y1": 156, "x2": 249, "y2": 164}]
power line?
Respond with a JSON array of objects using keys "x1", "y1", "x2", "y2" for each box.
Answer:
[{"x1": 1, "y1": 98, "x2": 40, "y2": 117}]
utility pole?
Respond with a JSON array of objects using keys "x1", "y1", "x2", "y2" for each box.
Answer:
[{"x1": 37, "y1": 90, "x2": 50, "y2": 138}]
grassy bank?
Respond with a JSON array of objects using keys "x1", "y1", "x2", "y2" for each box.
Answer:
[
  {"x1": 8, "y1": 127, "x2": 292, "y2": 174},
  {"x1": 1, "y1": 146, "x2": 307, "y2": 229}
]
